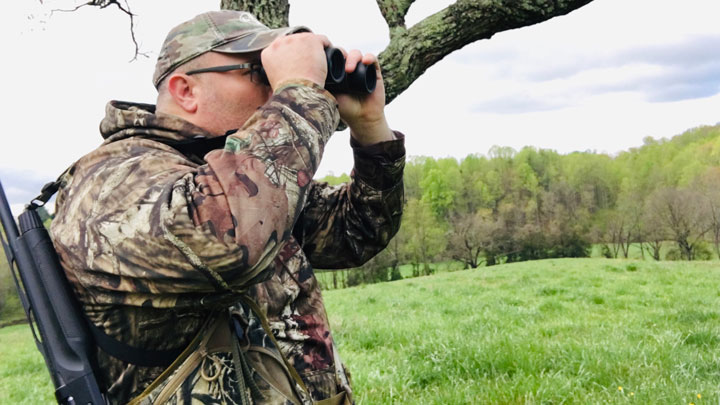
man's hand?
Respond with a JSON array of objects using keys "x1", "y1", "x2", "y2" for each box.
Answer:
[
  {"x1": 261, "y1": 33, "x2": 331, "y2": 89},
  {"x1": 335, "y1": 51, "x2": 394, "y2": 146}
]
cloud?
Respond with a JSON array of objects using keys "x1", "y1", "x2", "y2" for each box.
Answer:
[
  {"x1": 459, "y1": 34, "x2": 720, "y2": 113},
  {"x1": 648, "y1": 81, "x2": 720, "y2": 103},
  {"x1": 615, "y1": 36, "x2": 720, "y2": 70},
  {"x1": 516, "y1": 36, "x2": 720, "y2": 82},
  {"x1": 586, "y1": 59, "x2": 720, "y2": 103}
]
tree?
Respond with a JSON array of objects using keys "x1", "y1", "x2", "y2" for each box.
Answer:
[
  {"x1": 646, "y1": 188, "x2": 711, "y2": 261},
  {"x1": 420, "y1": 158, "x2": 462, "y2": 219},
  {"x1": 600, "y1": 192, "x2": 643, "y2": 258},
  {"x1": 447, "y1": 210, "x2": 494, "y2": 268},
  {"x1": 457, "y1": 154, "x2": 489, "y2": 214},
  {"x1": 484, "y1": 146, "x2": 519, "y2": 215},
  {"x1": 694, "y1": 167, "x2": 720, "y2": 259},
  {"x1": 639, "y1": 204, "x2": 666, "y2": 261},
  {"x1": 403, "y1": 198, "x2": 447, "y2": 275}
]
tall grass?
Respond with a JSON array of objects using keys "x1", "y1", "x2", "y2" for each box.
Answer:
[
  {"x1": 1, "y1": 258, "x2": 719, "y2": 404},
  {"x1": 0, "y1": 324, "x2": 54, "y2": 403},
  {"x1": 323, "y1": 259, "x2": 720, "y2": 404}
]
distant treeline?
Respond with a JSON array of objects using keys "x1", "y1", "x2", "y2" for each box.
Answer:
[{"x1": 319, "y1": 123, "x2": 720, "y2": 287}]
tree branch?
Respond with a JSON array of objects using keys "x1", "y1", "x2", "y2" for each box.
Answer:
[
  {"x1": 375, "y1": 0, "x2": 415, "y2": 38},
  {"x1": 111, "y1": 0, "x2": 148, "y2": 61},
  {"x1": 379, "y1": 0, "x2": 594, "y2": 104},
  {"x1": 50, "y1": 1, "x2": 92, "y2": 15},
  {"x1": 51, "y1": 0, "x2": 148, "y2": 61}
]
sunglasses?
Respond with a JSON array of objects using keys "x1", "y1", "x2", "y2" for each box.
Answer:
[{"x1": 185, "y1": 63, "x2": 270, "y2": 86}]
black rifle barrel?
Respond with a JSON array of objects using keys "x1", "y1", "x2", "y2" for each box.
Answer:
[
  {"x1": 0, "y1": 180, "x2": 105, "y2": 405},
  {"x1": 0, "y1": 180, "x2": 19, "y2": 241}
]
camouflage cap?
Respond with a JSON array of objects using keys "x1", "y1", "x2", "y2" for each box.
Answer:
[{"x1": 153, "y1": 10, "x2": 309, "y2": 88}]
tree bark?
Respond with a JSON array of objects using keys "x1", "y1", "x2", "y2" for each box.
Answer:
[
  {"x1": 375, "y1": 0, "x2": 415, "y2": 38},
  {"x1": 221, "y1": 0, "x2": 290, "y2": 28}
]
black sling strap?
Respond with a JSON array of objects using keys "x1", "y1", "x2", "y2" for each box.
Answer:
[
  {"x1": 86, "y1": 321, "x2": 183, "y2": 368},
  {"x1": 168, "y1": 132, "x2": 229, "y2": 157}
]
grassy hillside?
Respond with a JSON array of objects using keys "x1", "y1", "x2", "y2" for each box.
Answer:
[{"x1": 2, "y1": 258, "x2": 719, "y2": 404}]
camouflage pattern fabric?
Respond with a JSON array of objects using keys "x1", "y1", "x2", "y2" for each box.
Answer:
[
  {"x1": 51, "y1": 80, "x2": 405, "y2": 404},
  {"x1": 131, "y1": 306, "x2": 313, "y2": 405},
  {"x1": 153, "y1": 10, "x2": 309, "y2": 88}
]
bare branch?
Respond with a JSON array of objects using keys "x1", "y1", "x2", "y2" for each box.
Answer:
[
  {"x1": 110, "y1": 0, "x2": 149, "y2": 61},
  {"x1": 51, "y1": 0, "x2": 148, "y2": 61},
  {"x1": 50, "y1": 2, "x2": 93, "y2": 16}
]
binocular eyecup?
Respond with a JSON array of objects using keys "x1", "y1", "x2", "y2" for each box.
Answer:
[
  {"x1": 322, "y1": 47, "x2": 377, "y2": 95},
  {"x1": 259, "y1": 47, "x2": 376, "y2": 95}
]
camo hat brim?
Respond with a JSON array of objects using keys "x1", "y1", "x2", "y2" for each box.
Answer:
[{"x1": 153, "y1": 10, "x2": 310, "y2": 88}]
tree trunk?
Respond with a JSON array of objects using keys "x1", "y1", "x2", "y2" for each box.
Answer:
[
  {"x1": 220, "y1": 0, "x2": 289, "y2": 28},
  {"x1": 648, "y1": 240, "x2": 662, "y2": 261},
  {"x1": 677, "y1": 238, "x2": 693, "y2": 261}
]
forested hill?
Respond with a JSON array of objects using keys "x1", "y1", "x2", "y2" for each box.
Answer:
[
  {"x1": 617, "y1": 124, "x2": 720, "y2": 192},
  {"x1": 320, "y1": 123, "x2": 720, "y2": 276}
]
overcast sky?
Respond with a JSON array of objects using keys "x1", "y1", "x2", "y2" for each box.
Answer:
[{"x1": 2, "y1": 0, "x2": 719, "y2": 214}]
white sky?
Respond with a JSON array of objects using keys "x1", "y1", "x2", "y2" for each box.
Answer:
[{"x1": 1, "y1": 0, "x2": 719, "y2": 213}]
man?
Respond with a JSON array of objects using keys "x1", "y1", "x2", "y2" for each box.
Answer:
[{"x1": 51, "y1": 10, "x2": 404, "y2": 405}]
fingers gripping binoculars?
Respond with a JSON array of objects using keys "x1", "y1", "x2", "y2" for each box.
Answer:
[{"x1": 260, "y1": 47, "x2": 377, "y2": 94}]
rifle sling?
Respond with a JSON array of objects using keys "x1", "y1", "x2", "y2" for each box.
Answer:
[{"x1": 87, "y1": 319, "x2": 184, "y2": 368}]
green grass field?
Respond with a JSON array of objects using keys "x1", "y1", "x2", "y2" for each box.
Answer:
[
  {"x1": 2, "y1": 258, "x2": 720, "y2": 404},
  {"x1": 0, "y1": 323, "x2": 54, "y2": 403}
]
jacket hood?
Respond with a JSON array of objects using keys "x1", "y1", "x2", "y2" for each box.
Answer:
[{"x1": 100, "y1": 100, "x2": 214, "y2": 144}]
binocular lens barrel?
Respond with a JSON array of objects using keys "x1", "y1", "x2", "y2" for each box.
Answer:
[
  {"x1": 348, "y1": 62, "x2": 377, "y2": 94},
  {"x1": 325, "y1": 48, "x2": 346, "y2": 85},
  {"x1": 323, "y1": 47, "x2": 376, "y2": 95}
]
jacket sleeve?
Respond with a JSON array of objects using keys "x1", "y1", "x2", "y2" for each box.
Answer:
[
  {"x1": 52, "y1": 82, "x2": 339, "y2": 306},
  {"x1": 292, "y1": 132, "x2": 405, "y2": 269}
]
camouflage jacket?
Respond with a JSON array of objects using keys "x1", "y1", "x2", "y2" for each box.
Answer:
[{"x1": 50, "y1": 81, "x2": 405, "y2": 404}]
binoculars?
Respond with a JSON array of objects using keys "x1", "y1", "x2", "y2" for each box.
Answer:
[{"x1": 259, "y1": 47, "x2": 376, "y2": 94}]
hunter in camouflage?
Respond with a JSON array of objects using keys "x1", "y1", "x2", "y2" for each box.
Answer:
[{"x1": 51, "y1": 10, "x2": 404, "y2": 405}]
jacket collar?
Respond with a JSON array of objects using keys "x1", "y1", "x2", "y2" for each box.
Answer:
[{"x1": 99, "y1": 100, "x2": 216, "y2": 144}]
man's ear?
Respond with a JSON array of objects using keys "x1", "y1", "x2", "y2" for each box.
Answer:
[{"x1": 167, "y1": 74, "x2": 199, "y2": 114}]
